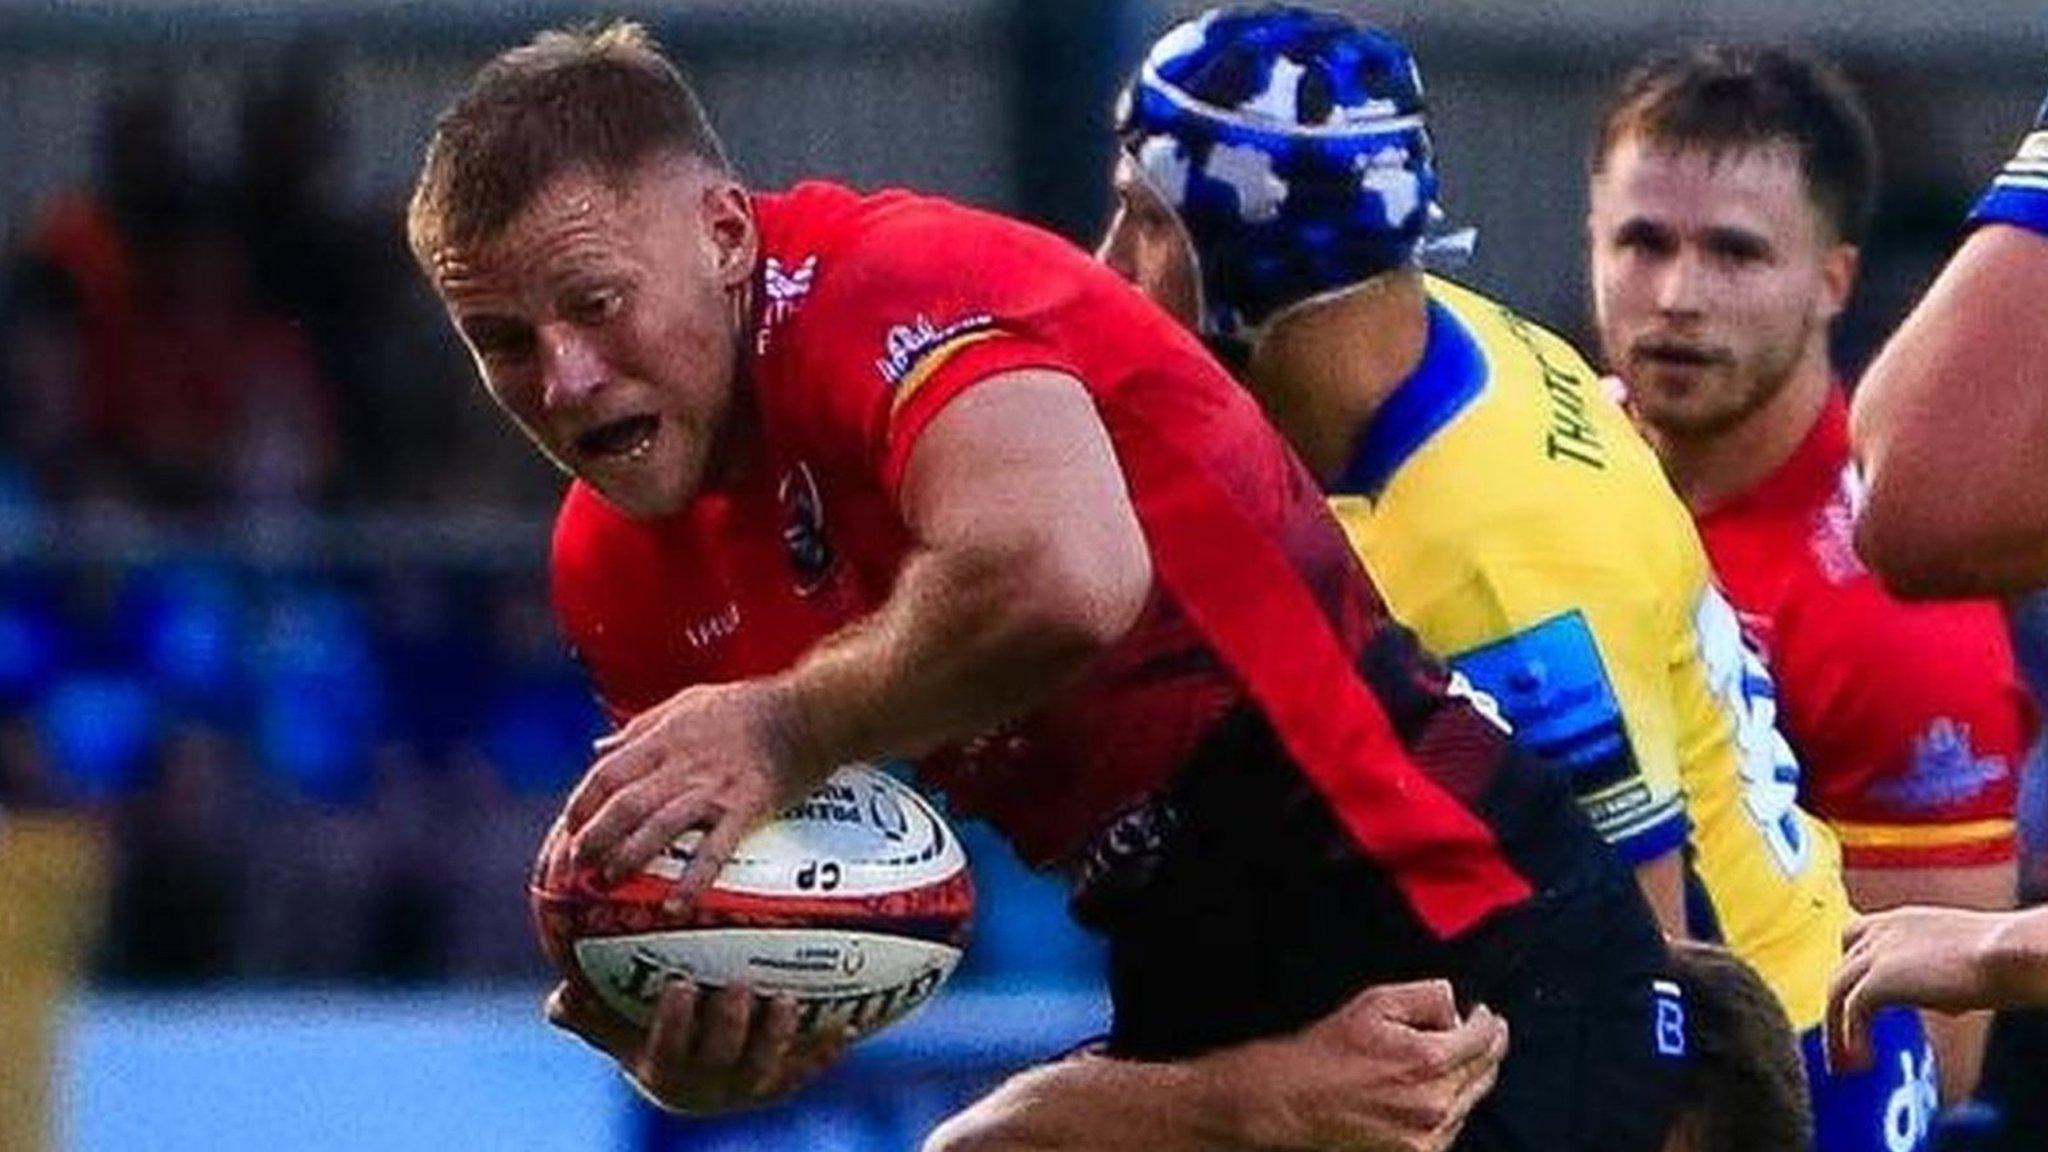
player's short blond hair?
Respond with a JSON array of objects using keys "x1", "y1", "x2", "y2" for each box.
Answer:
[{"x1": 407, "y1": 20, "x2": 730, "y2": 267}]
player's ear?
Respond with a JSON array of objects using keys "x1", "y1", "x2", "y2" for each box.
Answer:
[
  {"x1": 700, "y1": 180, "x2": 758, "y2": 291},
  {"x1": 1817, "y1": 242, "x2": 1859, "y2": 326}
]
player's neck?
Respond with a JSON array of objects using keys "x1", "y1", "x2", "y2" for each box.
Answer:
[
  {"x1": 1653, "y1": 352, "x2": 1832, "y2": 514},
  {"x1": 1244, "y1": 272, "x2": 1430, "y2": 483},
  {"x1": 704, "y1": 279, "x2": 766, "y2": 491},
  {"x1": 703, "y1": 386, "x2": 765, "y2": 492}
]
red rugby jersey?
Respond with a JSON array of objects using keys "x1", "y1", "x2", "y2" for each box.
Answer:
[
  {"x1": 1696, "y1": 389, "x2": 2029, "y2": 868},
  {"x1": 552, "y1": 182, "x2": 1542, "y2": 938}
]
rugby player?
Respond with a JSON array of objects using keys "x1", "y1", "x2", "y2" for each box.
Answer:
[
  {"x1": 411, "y1": 21, "x2": 1685, "y2": 1152},
  {"x1": 1852, "y1": 87, "x2": 2048, "y2": 597},
  {"x1": 1587, "y1": 43, "x2": 2030, "y2": 1116},
  {"x1": 1086, "y1": 7, "x2": 1871, "y2": 1147}
]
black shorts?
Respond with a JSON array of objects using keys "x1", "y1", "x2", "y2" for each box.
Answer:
[{"x1": 1069, "y1": 706, "x2": 1686, "y2": 1152}]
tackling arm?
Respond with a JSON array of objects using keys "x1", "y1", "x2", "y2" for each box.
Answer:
[{"x1": 923, "y1": 981, "x2": 1509, "y2": 1152}]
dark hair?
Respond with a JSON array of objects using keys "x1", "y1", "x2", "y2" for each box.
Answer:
[
  {"x1": 407, "y1": 20, "x2": 729, "y2": 267},
  {"x1": 1668, "y1": 941, "x2": 1813, "y2": 1152},
  {"x1": 1591, "y1": 43, "x2": 1878, "y2": 244}
]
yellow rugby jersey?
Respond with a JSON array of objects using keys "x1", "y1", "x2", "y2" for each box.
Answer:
[{"x1": 1329, "y1": 276, "x2": 1849, "y2": 1030}]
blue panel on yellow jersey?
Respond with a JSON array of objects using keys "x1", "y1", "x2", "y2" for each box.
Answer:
[
  {"x1": 1452, "y1": 610, "x2": 1630, "y2": 782},
  {"x1": 1451, "y1": 613, "x2": 1686, "y2": 865}
]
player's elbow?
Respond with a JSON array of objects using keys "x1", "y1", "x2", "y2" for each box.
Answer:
[
  {"x1": 922, "y1": 1102, "x2": 1058, "y2": 1152},
  {"x1": 1855, "y1": 494, "x2": 2045, "y2": 600},
  {"x1": 921, "y1": 1121, "x2": 1007, "y2": 1152},
  {"x1": 1853, "y1": 505, "x2": 1960, "y2": 599},
  {"x1": 1012, "y1": 524, "x2": 1153, "y2": 659}
]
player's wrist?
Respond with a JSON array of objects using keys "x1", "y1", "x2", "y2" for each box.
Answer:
[
  {"x1": 1979, "y1": 909, "x2": 2048, "y2": 1003},
  {"x1": 752, "y1": 674, "x2": 834, "y2": 801},
  {"x1": 1191, "y1": 1040, "x2": 1300, "y2": 1149},
  {"x1": 1967, "y1": 94, "x2": 2048, "y2": 237}
]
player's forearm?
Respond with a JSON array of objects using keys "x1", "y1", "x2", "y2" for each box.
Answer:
[
  {"x1": 776, "y1": 536, "x2": 1143, "y2": 783},
  {"x1": 923, "y1": 1054, "x2": 1247, "y2": 1152}
]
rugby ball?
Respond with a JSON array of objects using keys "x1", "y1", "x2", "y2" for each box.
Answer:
[{"x1": 531, "y1": 763, "x2": 972, "y2": 1041}]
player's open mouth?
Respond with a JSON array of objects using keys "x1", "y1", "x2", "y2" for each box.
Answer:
[
  {"x1": 1634, "y1": 340, "x2": 1725, "y2": 368},
  {"x1": 577, "y1": 414, "x2": 660, "y2": 462}
]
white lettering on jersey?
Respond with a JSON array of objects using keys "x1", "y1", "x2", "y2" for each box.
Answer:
[{"x1": 1695, "y1": 587, "x2": 1811, "y2": 875}]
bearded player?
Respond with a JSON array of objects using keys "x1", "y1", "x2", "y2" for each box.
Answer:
[
  {"x1": 1587, "y1": 43, "x2": 2031, "y2": 1122},
  {"x1": 410, "y1": 20, "x2": 1686, "y2": 1152}
]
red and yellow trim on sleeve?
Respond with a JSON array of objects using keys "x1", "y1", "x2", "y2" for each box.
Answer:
[
  {"x1": 874, "y1": 329, "x2": 1083, "y2": 498},
  {"x1": 888, "y1": 330, "x2": 1007, "y2": 415},
  {"x1": 1828, "y1": 816, "x2": 2017, "y2": 869}
]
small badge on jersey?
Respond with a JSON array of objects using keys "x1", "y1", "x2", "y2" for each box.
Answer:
[
  {"x1": 779, "y1": 462, "x2": 837, "y2": 595},
  {"x1": 874, "y1": 312, "x2": 999, "y2": 396},
  {"x1": 756, "y1": 254, "x2": 819, "y2": 355},
  {"x1": 1810, "y1": 463, "x2": 1869, "y2": 584},
  {"x1": 1652, "y1": 978, "x2": 1687, "y2": 1059},
  {"x1": 1873, "y1": 717, "x2": 2009, "y2": 813}
]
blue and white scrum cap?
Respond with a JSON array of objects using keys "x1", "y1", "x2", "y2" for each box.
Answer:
[{"x1": 1116, "y1": 6, "x2": 1460, "y2": 345}]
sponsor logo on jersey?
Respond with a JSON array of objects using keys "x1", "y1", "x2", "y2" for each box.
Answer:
[
  {"x1": 1695, "y1": 588, "x2": 1811, "y2": 875},
  {"x1": 1881, "y1": 1039, "x2": 1938, "y2": 1152},
  {"x1": 1871, "y1": 717, "x2": 2010, "y2": 812},
  {"x1": 681, "y1": 601, "x2": 742, "y2": 651},
  {"x1": 1581, "y1": 781, "x2": 1656, "y2": 832},
  {"x1": 1499, "y1": 310, "x2": 1606, "y2": 469},
  {"x1": 1651, "y1": 978, "x2": 1687, "y2": 1058},
  {"x1": 1734, "y1": 608, "x2": 1775, "y2": 665},
  {"x1": 874, "y1": 313, "x2": 998, "y2": 390},
  {"x1": 1810, "y1": 463, "x2": 1869, "y2": 584},
  {"x1": 778, "y1": 462, "x2": 836, "y2": 595},
  {"x1": 1070, "y1": 794, "x2": 1182, "y2": 913},
  {"x1": 756, "y1": 254, "x2": 818, "y2": 355}
]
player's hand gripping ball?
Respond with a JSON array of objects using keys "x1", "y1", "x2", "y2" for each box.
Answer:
[{"x1": 533, "y1": 764, "x2": 972, "y2": 1041}]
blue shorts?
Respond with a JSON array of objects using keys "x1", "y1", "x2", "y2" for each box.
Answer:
[{"x1": 1802, "y1": 1006, "x2": 1937, "y2": 1152}]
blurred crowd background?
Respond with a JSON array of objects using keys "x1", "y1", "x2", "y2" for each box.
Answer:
[{"x1": 1, "y1": 1, "x2": 2045, "y2": 1150}]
